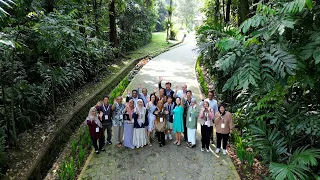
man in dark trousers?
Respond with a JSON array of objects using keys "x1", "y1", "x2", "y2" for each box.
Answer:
[
  {"x1": 182, "y1": 90, "x2": 192, "y2": 142},
  {"x1": 99, "y1": 96, "x2": 113, "y2": 145}
]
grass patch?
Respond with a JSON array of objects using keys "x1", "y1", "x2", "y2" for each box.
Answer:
[{"x1": 127, "y1": 32, "x2": 178, "y2": 59}]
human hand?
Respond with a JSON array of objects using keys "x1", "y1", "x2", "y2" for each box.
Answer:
[
  {"x1": 175, "y1": 85, "x2": 179, "y2": 91},
  {"x1": 159, "y1": 76, "x2": 163, "y2": 82},
  {"x1": 138, "y1": 84, "x2": 142, "y2": 89},
  {"x1": 201, "y1": 94, "x2": 206, "y2": 100},
  {"x1": 154, "y1": 87, "x2": 157, "y2": 93},
  {"x1": 127, "y1": 89, "x2": 131, "y2": 94},
  {"x1": 113, "y1": 99, "x2": 117, "y2": 104}
]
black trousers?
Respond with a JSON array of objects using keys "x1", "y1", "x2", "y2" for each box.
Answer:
[
  {"x1": 201, "y1": 125, "x2": 211, "y2": 149},
  {"x1": 183, "y1": 115, "x2": 188, "y2": 141},
  {"x1": 157, "y1": 132, "x2": 165, "y2": 145},
  {"x1": 216, "y1": 133, "x2": 229, "y2": 149},
  {"x1": 103, "y1": 124, "x2": 112, "y2": 142},
  {"x1": 91, "y1": 136, "x2": 104, "y2": 151},
  {"x1": 209, "y1": 126, "x2": 213, "y2": 141}
]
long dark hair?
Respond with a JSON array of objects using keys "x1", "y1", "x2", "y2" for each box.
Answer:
[
  {"x1": 218, "y1": 103, "x2": 227, "y2": 116},
  {"x1": 150, "y1": 93, "x2": 157, "y2": 105},
  {"x1": 176, "y1": 97, "x2": 182, "y2": 106}
]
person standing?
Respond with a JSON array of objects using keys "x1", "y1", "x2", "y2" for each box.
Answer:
[
  {"x1": 146, "y1": 93, "x2": 157, "y2": 146},
  {"x1": 100, "y1": 96, "x2": 113, "y2": 145},
  {"x1": 123, "y1": 99, "x2": 135, "y2": 149},
  {"x1": 172, "y1": 97, "x2": 184, "y2": 146},
  {"x1": 153, "y1": 100, "x2": 169, "y2": 147},
  {"x1": 158, "y1": 88, "x2": 167, "y2": 102},
  {"x1": 182, "y1": 90, "x2": 192, "y2": 142},
  {"x1": 201, "y1": 90, "x2": 218, "y2": 143},
  {"x1": 112, "y1": 96, "x2": 125, "y2": 148},
  {"x1": 174, "y1": 83, "x2": 188, "y2": 98},
  {"x1": 137, "y1": 84, "x2": 150, "y2": 105},
  {"x1": 214, "y1": 104, "x2": 234, "y2": 155},
  {"x1": 158, "y1": 77, "x2": 175, "y2": 98},
  {"x1": 133, "y1": 99, "x2": 148, "y2": 148},
  {"x1": 186, "y1": 98, "x2": 199, "y2": 148},
  {"x1": 87, "y1": 107, "x2": 105, "y2": 154},
  {"x1": 199, "y1": 100, "x2": 214, "y2": 152},
  {"x1": 164, "y1": 95, "x2": 175, "y2": 140},
  {"x1": 126, "y1": 89, "x2": 144, "y2": 107}
]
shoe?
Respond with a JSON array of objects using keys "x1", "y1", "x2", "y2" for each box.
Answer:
[
  {"x1": 188, "y1": 144, "x2": 196, "y2": 148},
  {"x1": 210, "y1": 140, "x2": 214, "y2": 144},
  {"x1": 176, "y1": 142, "x2": 181, "y2": 146},
  {"x1": 173, "y1": 141, "x2": 178, "y2": 145},
  {"x1": 159, "y1": 144, "x2": 164, "y2": 147},
  {"x1": 169, "y1": 134, "x2": 173, "y2": 140},
  {"x1": 100, "y1": 148, "x2": 105, "y2": 151},
  {"x1": 222, "y1": 149, "x2": 227, "y2": 155},
  {"x1": 165, "y1": 134, "x2": 168, "y2": 140},
  {"x1": 108, "y1": 140, "x2": 112, "y2": 145},
  {"x1": 95, "y1": 150, "x2": 99, "y2": 154},
  {"x1": 201, "y1": 148, "x2": 204, "y2": 152},
  {"x1": 206, "y1": 148, "x2": 210, "y2": 152},
  {"x1": 215, "y1": 148, "x2": 220, "y2": 153}
]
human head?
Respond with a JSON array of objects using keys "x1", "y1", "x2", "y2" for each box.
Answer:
[
  {"x1": 150, "y1": 93, "x2": 156, "y2": 104},
  {"x1": 208, "y1": 90, "x2": 215, "y2": 100},
  {"x1": 116, "y1": 96, "x2": 122, "y2": 104},
  {"x1": 89, "y1": 107, "x2": 97, "y2": 117},
  {"x1": 165, "y1": 82, "x2": 172, "y2": 90},
  {"x1": 137, "y1": 99, "x2": 143, "y2": 107},
  {"x1": 167, "y1": 95, "x2": 173, "y2": 103},
  {"x1": 157, "y1": 100, "x2": 164, "y2": 108},
  {"x1": 142, "y1": 88, "x2": 148, "y2": 96},
  {"x1": 186, "y1": 90, "x2": 192, "y2": 99},
  {"x1": 203, "y1": 100, "x2": 209, "y2": 108},
  {"x1": 103, "y1": 96, "x2": 109, "y2": 105},
  {"x1": 219, "y1": 104, "x2": 226, "y2": 114},
  {"x1": 181, "y1": 84, "x2": 187, "y2": 92},
  {"x1": 175, "y1": 97, "x2": 181, "y2": 105},
  {"x1": 191, "y1": 98, "x2": 197, "y2": 106},
  {"x1": 128, "y1": 99, "x2": 134, "y2": 108},
  {"x1": 96, "y1": 101, "x2": 102, "y2": 107},
  {"x1": 159, "y1": 88, "x2": 165, "y2": 96},
  {"x1": 132, "y1": 90, "x2": 138, "y2": 98}
]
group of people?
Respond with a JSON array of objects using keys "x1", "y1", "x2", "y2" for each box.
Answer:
[{"x1": 86, "y1": 77, "x2": 234, "y2": 155}]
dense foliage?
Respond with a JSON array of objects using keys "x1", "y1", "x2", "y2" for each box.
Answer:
[
  {"x1": 0, "y1": 0, "x2": 157, "y2": 175},
  {"x1": 197, "y1": 0, "x2": 320, "y2": 179}
]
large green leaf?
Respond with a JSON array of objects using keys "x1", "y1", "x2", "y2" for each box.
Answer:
[{"x1": 313, "y1": 48, "x2": 320, "y2": 64}]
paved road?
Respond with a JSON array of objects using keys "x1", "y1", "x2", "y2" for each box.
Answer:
[{"x1": 79, "y1": 34, "x2": 239, "y2": 180}]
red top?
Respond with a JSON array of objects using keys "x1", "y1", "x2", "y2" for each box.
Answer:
[{"x1": 87, "y1": 119, "x2": 103, "y2": 140}]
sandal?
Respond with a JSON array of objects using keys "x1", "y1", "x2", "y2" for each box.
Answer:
[
  {"x1": 148, "y1": 142, "x2": 152, "y2": 146},
  {"x1": 116, "y1": 143, "x2": 121, "y2": 148},
  {"x1": 173, "y1": 141, "x2": 178, "y2": 144},
  {"x1": 177, "y1": 142, "x2": 181, "y2": 146}
]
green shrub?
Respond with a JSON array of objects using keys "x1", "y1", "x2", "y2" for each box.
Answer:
[
  {"x1": 58, "y1": 157, "x2": 75, "y2": 180},
  {"x1": 78, "y1": 146, "x2": 86, "y2": 169},
  {"x1": 196, "y1": 57, "x2": 208, "y2": 96},
  {"x1": 71, "y1": 139, "x2": 77, "y2": 157}
]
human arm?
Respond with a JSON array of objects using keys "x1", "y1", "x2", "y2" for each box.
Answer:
[
  {"x1": 158, "y1": 76, "x2": 163, "y2": 89},
  {"x1": 214, "y1": 112, "x2": 221, "y2": 124}
]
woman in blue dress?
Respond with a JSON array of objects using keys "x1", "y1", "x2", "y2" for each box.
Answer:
[
  {"x1": 146, "y1": 93, "x2": 157, "y2": 146},
  {"x1": 172, "y1": 97, "x2": 184, "y2": 146}
]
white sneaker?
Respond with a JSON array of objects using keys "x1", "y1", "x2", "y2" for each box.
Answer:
[
  {"x1": 222, "y1": 149, "x2": 227, "y2": 155},
  {"x1": 168, "y1": 134, "x2": 173, "y2": 140},
  {"x1": 206, "y1": 148, "x2": 210, "y2": 152},
  {"x1": 201, "y1": 148, "x2": 204, "y2": 152},
  {"x1": 215, "y1": 148, "x2": 220, "y2": 153}
]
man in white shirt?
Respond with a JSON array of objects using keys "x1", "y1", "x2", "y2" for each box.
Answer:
[
  {"x1": 201, "y1": 90, "x2": 218, "y2": 143},
  {"x1": 174, "y1": 83, "x2": 188, "y2": 98}
]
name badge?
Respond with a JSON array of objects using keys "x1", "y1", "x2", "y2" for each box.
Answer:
[
  {"x1": 221, "y1": 123, "x2": 225, "y2": 128},
  {"x1": 119, "y1": 115, "x2": 123, "y2": 119},
  {"x1": 96, "y1": 127, "x2": 99, "y2": 132},
  {"x1": 189, "y1": 117, "x2": 192, "y2": 121},
  {"x1": 105, "y1": 115, "x2": 108, "y2": 120},
  {"x1": 160, "y1": 117, "x2": 163, "y2": 122}
]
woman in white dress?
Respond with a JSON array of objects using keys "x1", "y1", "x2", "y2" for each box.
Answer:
[
  {"x1": 146, "y1": 93, "x2": 157, "y2": 146},
  {"x1": 133, "y1": 99, "x2": 148, "y2": 148}
]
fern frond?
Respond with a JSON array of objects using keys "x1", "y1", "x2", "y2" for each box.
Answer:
[
  {"x1": 290, "y1": 146, "x2": 320, "y2": 166},
  {"x1": 281, "y1": 0, "x2": 306, "y2": 14},
  {"x1": 270, "y1": 162, "x2": 310, "y2": 180}
]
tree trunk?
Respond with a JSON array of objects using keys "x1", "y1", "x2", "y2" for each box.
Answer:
[
  {"x1": 10, "y1": 50, "x2": 17, "y2": 143},
  {"x1": 215, "y1": 0, "x2": 220, "y2": 23},
  {"x1": 93, "y1": 0, "x2": 99, "y2": 34},
  {"x1": 109, "y1": 0, "x2": 118, "y2": 47},
  {"x1": 225, "y1": 0, "x2": 231, "y2": 23},
  {"x1": 238, "y1": 0, "x2": 249, "y2": 26}
]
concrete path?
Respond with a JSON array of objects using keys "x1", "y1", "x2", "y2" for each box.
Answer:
[{"x1": 79, "y1": 34, "x2": 240, "y2": 180}]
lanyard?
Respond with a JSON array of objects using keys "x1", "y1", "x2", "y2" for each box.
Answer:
[{"x1": 103, "y1": 104, "x2": 110, "y2": 112}]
